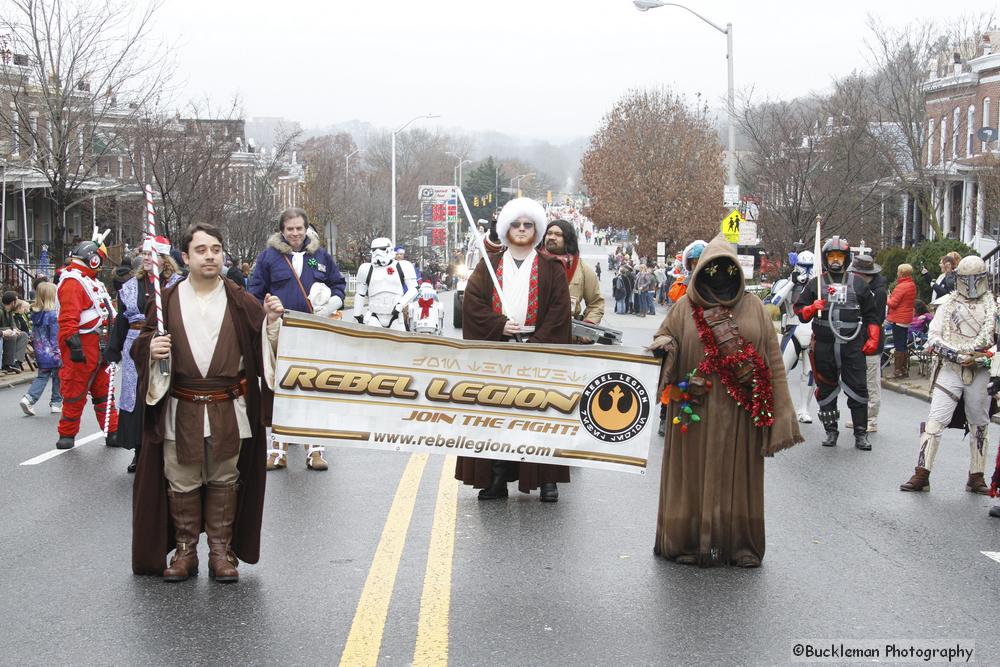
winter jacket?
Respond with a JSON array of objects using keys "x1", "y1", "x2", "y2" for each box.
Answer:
[
  {"x1": 921, "y1": 270, "x2": 956, "y2": 301},
  {"x1": 886, "y1": 275, "x2": 916, "y2": 326},
  {"x1": 248, "y1": 229, "x2": 346, "y2": 313},
  {"x1": 30, "y1": 310, "x2": 60, "y2": 369}
]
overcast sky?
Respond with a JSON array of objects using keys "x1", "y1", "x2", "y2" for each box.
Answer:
[{"x1": 155, "y1": 0, "x2": 996, "y2": 142}]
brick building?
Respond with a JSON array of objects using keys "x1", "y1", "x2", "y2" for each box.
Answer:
[{"x1": 918, "y1": 31, "x2": 1000, "y2": 253}]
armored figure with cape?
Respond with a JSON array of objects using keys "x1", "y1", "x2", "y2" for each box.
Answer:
[{"x1": 649, "y1": 234, "x2": 802, "y2": 567}]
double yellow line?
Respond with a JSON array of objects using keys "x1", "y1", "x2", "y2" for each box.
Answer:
[{"x1": 338, "y1": 454, "x2": 459, "y2": 667}]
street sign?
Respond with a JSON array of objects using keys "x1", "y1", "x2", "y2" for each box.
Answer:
[
  {"x1": 738, "y1": 220, "x2": 758, "y2": 246},
  {"x1": 723, "y1": 185, "x2": 740, "y2": 208},
  {"x1": 721, "y1": 209, "x2": 743, "y2": 243},
  {"x1": 656, "y1": 241, "x2": 666, "y2": 256},
  {"x1": 737, "y1": 254, "x2": 755, "y2": 279}
]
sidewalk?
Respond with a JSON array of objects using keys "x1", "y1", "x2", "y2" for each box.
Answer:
[{"x1": 881, "y1": 363, "x2": 1000, "y2": 424}]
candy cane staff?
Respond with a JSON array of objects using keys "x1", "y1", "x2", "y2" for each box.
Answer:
[{"x1": 55, "y1": 227, "x2": 119, "y2": 449}]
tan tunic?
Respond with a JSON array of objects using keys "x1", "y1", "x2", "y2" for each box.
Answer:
[{"x1": 147, "y1": 279, "x2": 250, "y2": 465}]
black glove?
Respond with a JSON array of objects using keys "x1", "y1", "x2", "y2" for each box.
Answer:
[
  {"x1": 355, "y1": 315, "x2": 365, "y2": 324},
  {"x1": 67, "y1": 334, "x2": 85, "y2": 363},
  {"x1": 103, "y1": 347, "x2": 122, "y2": 364},
  {"x1": 989, "y1": 377, "x2": 1000, "y2": 397},
  {"x1": 651, "y1": 347, "x2": 667, "y2": 359}
]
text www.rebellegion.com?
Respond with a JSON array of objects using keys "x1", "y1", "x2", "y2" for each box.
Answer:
[{"x1": 372, "y1": 431, "x2": 552, "y2": 457}]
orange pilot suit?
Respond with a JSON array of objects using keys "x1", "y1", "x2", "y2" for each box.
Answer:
[{"x1": 56, "y1": 242, "x2": 118, "y2": 449}]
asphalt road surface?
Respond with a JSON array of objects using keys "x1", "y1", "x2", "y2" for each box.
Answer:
[{"x1": 2, "y1": 242, "x2": 998, "y2": 666}]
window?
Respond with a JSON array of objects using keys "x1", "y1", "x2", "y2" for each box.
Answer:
[
  {"x1": 953, "y1": 107, "x2": 960, "y2": 158},
  {"x1": 984, "y1": 99, "x2": 992, "y2": 152},
  {"x1": 941, "y1": 115, "x2": 948, "y2": 165},
  {"x1": 967, "y1": 105, "x2": 976, "y2": 155},
  {"x1": 928, "y1": 118, "x2": 935, "y2": 165}
]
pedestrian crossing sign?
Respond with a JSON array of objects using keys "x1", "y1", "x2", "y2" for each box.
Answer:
[{"x1": 721, "y1": 209, "x2": 743, "y2": 243}]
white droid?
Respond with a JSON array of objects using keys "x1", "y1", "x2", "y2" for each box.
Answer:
[
  {"x1": 353, "y1": 237, "x2": 418, "y2": 331},
  {"x1": 408, "y1": 282, "x2": 444, "y2": 335},
  {"x1": 769, "y1": 250, "x2": 816, "y2": 423}
]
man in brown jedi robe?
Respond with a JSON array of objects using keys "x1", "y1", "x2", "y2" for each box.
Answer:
[
  {"x1": 131, "y1": 222, "x2": 283, "y2": 582},
  {"x1": 648, "y1": 234, "x2": 802, "y2": 567},
  {"x1": 455, "y1": 197, "x2": 572, "y2": 502}
]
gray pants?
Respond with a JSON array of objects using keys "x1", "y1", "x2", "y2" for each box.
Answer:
[
  {"x1": 2, "y1": 331, "x2": 27, "y2": 367},
  {"x1": 916, "y1": 363, "x2": 990, "y2": 473}
]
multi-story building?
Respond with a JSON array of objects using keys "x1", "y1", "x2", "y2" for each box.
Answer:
[{"x1": 918, "y1": 31, "x2": 1000, "y2": 253}]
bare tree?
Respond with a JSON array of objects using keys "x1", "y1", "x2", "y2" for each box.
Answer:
[
  {"x1": 862, "y1": 13, "x2": 995, "y2": 239},
  {"x1": 738, "y1": 79, "x2": 888, "y2": 248},
  {"x1": 126, "y1": 97, "x2": 243, "y2": 240},
  {"x1": 582, "y1": 87, "x2": 724, "y2": 258},
  {"x1": 0, "y1": 0, "x2": 167, "y2": 258}
]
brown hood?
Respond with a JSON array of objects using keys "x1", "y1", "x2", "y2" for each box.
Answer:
[{"x1": 687, "y1": 233, "x2": 744, "y2": 308}]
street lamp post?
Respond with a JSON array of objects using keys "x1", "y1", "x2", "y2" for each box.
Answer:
[
  {"x1": 510, "y1": 172, "x2": 535, "y2": 198},
  {"x1": 634, "y1": 0, "x2": 737, "y2": 190},
  {"x1": 391, "y1": 114, "x2": 439, "y2": 247},
  {"x1": 446, "y1": 154, "x2": 472, "y2": 256}
]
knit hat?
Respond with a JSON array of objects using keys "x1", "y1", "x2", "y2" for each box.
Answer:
[{"x1": 496, "y1": 197, "x2": 546, "y2": 246}]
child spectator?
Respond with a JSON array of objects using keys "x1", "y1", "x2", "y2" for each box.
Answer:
[{"x1": 20, "y1": 282, "x2": 61, "y2": 415}]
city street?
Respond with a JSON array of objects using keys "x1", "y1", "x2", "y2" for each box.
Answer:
[{"x1": 3, "y1": 243, "x2": 1000, "y2": 665}]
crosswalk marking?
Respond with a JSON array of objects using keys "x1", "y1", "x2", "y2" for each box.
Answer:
[
  {"x1": 19, "y1": 431, "x2": 105, "y2": 466},
  {"x1": 981, "y1": 551, "x2": 1000, "y2": 564}
]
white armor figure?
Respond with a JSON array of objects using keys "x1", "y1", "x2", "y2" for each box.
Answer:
[
  {"x1": 900, "y1": 255, "x2": 999, "y2": 494},
  {"x1": 408, "y1": 282, "x2": 444, "y2": 335},
  {"x1": 353, "y1": 237, "x2": 418, "y2": 331},
  {"x1": 769, "y1": 250, "x2": 816, "y2": 423}
]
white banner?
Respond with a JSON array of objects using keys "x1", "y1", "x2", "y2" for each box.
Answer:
[{"x1": 271, "y1": 313, "x2": 660, "y2": 474}]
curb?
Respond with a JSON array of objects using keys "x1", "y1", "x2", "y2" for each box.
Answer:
[
  {"x1": 1, "y1": 372, "x2": 36, "y2": 390},
  {"x1": 882, "y1": 377, "x2": 1000, "y2": 425}
]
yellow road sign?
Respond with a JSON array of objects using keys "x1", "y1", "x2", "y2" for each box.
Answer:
[{"x1": 721, "y1": 209, "x2": 743, "y2": 243}]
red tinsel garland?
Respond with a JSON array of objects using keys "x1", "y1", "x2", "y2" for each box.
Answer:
[{"x1": 691, "y1": 305, "x2": 775, "y2": 428}]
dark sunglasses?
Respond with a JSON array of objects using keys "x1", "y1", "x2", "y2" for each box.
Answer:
[{"x1": 510, "y1": 221, "x2": 535, "y2": 230}]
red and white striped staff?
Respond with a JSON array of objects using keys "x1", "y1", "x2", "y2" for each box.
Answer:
[{"x1": 145, "y1": 184, "x2": 169, "y2": 376}]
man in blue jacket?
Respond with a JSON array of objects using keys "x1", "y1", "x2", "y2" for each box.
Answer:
[{"x1": 249, "y1": 207, "x2": 346, "y2": 471}]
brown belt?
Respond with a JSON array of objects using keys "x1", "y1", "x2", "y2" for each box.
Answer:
[
  {"x1": 129, "y1": 322, "x2": 144, "y2": 330},
  {"x1": 171, "y1": 378, "x2": 248, "y2": 404}
]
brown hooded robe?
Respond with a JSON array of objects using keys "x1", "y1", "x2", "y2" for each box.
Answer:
[
  {"x1": 130, "y1": 278, "x2": 273, "y2": 575},
  {"x1": 455, "y1": 250, "x2": 572, "y2": 492},
  {"x1": 652, "y1": 234, "x2": 802, "y2": 566}
]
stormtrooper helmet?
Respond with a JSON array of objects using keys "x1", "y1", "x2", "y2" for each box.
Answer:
[
  {"x1": 955, "y1": 255, "x2": 989, "y2": 300},
  {"x1": 370, "y1": 237, "x2": 393, "y2": 268},
  {"x1": 793, "y1": 250, "x2": 815, "y2": 284}
]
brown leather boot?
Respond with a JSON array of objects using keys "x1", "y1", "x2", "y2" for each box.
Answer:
[
  {"x1": 205, "y1": 481, "x2": 240, "y2": 583},
  {"x1": 899, "y1": 466, "x2": 930, "y2": 492},
  {"x1": 966, "y1": 472, "x2": 989, "y2": 494},
  {"x1": 163, "y1": 488, "x2": 201, "y2": 582},
  {"x1": 894, "y1": 351, "x2": 909, "y2": 379}
]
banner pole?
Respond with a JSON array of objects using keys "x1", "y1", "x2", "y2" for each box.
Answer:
[{"x1": 456, "y1": 187, "x2": 512, "y2": 318}]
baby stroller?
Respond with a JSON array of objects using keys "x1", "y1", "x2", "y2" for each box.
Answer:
[{"x1": 880, "y1": 308, "x2": 933, "y2": 376}]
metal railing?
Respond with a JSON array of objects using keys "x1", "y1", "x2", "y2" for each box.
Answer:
[
  {"x1": 0, "y1": 253, "x2": 47, "y2": 298},
  {"x1": 985, "y1": 244, "x2": 1000, "y2": 296}
]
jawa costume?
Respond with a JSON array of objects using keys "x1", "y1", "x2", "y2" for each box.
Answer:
[
  {"x1": 649, "y1": 234, "x2": 802, "y2": 567},
  {"x1": 900, "y1": 256, "x2": 999, "y2": 494},
  {"x1": 793, "y1": 237, "x2": 879, "y2": 450},
  {"x1": 56, "y1": 233, "x2": 118, "y2": 449},
  {"x1": 131, "y1": 277, "x2": 277, "y2": 582}
]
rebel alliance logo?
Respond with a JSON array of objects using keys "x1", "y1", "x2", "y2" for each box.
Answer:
[{"x1": 579, "y1": 372, "x2": 650, "y2": 442}]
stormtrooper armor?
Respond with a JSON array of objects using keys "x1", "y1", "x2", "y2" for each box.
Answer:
[
  {"x1": 902, "y1": 255, "x2": 999, "y2": 494},
  {"x1": 408, "y1": 282, "x2": 444, "y2": 335},
  {"x1": 353, "y1": 237, "x2": 418, "y2": 331},
  {"x1": 769, "y1": 250, "x2": 816, "y2": 423}
]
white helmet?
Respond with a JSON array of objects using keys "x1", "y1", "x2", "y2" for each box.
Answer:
[
  {"x1": 955, "y1": 255, "x2": 989, "y2": 300},
  {"x1": 371, "y1": 237, "x2": 393, "y2": 268},
  {"x1": 793, "y1": 250, "x2": 815, "y2": 284}
]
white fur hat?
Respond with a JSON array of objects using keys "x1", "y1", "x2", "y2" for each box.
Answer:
[{"x1": 496, "y1": 197, "x2": 546, "y2": 246}]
